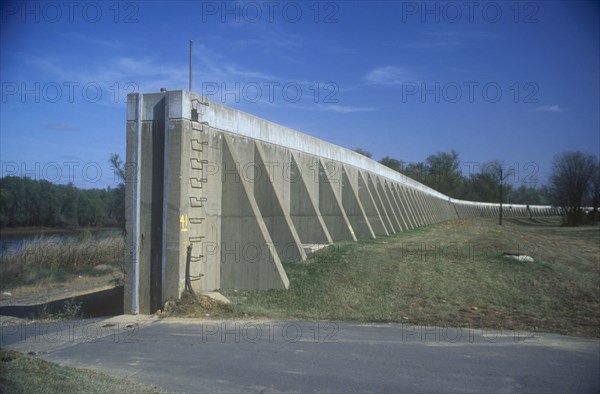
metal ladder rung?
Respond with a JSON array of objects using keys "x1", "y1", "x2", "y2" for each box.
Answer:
[
  {"x1": 190, "y1": 177, "x2": 208, "y2": 188},
  {"x1": 191, "y1": 98, "x2": 209, "y2": 107},
  {"x1": 191, "y1": 123, "x2": 209, "y2": 134},
  {"x1": 190, "y1": 197, "x2": 207, "y2": 207},
  {"x1": 191, "y1": 139, "x2": 208, "y2": 152},
  {"x1": 190, "y1": 158, "x2": 209, "y2": 170}
]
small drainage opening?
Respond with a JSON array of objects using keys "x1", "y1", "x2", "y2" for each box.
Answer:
[{"x1": 0, "y1": 286, "x2": 124, "y2": 319}]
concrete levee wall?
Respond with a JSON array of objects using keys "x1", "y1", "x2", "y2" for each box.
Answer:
[{"x1": 125, "y1": 90, "x2": 560, "y2": 314}]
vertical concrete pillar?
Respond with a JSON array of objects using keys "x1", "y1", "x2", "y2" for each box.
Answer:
[
  {"x1": 399, "y1": 185, "x2": 421, "y2": 227},
  {"x1": 220, "y1": 135, "x2": 289, "y2": 289},
  {"x1": 125, "y1": 92, "x2": 196, "y2": 314},
  {"x1": 318, "y1": 159, "x2": 357, "y2": 241},
  {"x1": 253, "y1": 142, "x2": 306, "y2": 262},
  {"x1": 357, "y1": 171, "x2": 389, "y2": 236},
  {"x1": 376, "y1": 176, "x2": 403, "y2": 232},
  {"x1": 385, "y1": 181, "x2": 409, "y2": 231},
  {"x1": 341, "y1": 165, "x2": 376, "y2": 239},
  {"x1": 367, "y1": 174, "x2": 396, "y2": 233},
  {"x1": 289, "y1": 153, "x2": 332, "y2": 245},
  {"x1": 393, "y1": 183, "x2": 416, "y2": 230},
  {"x1": 408, "y1": 188, "x2": 427, "y2": 226}
]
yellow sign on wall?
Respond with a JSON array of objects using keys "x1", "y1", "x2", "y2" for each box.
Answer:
[{"x1": 180, "y1": 214, "x2": 189, "y2": 232}]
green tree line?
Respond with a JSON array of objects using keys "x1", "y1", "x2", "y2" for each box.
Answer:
[
  {"x1": 357, "y1": 148, "x2": 600, "y2": 225},
  {"x1": 2, "y1": 150, "x2": 596, "y2": 229},
  {"x1": 358, "y1": 149, "x2": 551, "y2": 204},
  {"x1": 0, "y1": 176, "x2": 125, "y2": 229}
]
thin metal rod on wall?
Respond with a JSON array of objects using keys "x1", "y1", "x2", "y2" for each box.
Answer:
[{"x1": 189, "y1": 40, "x2": 193, "y2": 92}]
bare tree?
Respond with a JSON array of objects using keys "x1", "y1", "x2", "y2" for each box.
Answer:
[
  {"x1": 110, "y1": 153, "x2": 126, "y2": 183},
  {"x1": 549, "y1": 151, "x2": 597, "y2": 226},
  {"x1": 482, "y1": 161, "x2": 515, "y2": 225},
  {"x1": 109, "y1": 153, "x2": 127, "y2": 232},
  {"x1": 589, "y1": 158, "x2": 600, "y2": 220}
]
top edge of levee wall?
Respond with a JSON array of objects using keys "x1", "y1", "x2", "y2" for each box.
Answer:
[
  {"x1": 126, "y1": 90, "x2": 551, "y2": 212},
  {"x1": 126, "y1": 91, "x2": 447, "y2": 196}
]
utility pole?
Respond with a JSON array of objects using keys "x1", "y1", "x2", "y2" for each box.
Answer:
[
  {"x1": 189, "y1": 40, "x2": 193, "y2": 92},
  {"x1": 499, "y1": 167, "x2": 503, "y2": 226}
]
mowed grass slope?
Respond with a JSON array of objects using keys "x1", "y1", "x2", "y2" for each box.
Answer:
[
  {"x1": 223, "y1": 217, "x2": 600, "y2": 338},
  {"x1": 0, "y1": 349, "x2": 162, "y2": 394}
]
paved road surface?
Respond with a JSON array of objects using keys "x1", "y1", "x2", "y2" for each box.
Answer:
[{"x1": 2, "y1": 316, "x2": 598, "y2": 393}]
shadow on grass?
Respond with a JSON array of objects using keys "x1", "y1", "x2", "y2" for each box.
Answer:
[{"x1": 503, "y1": 217, "x2": 562, "y2": 227}]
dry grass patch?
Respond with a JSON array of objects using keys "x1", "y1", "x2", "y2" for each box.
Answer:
[{"x1": 1, "y1": 235, "x2": 124, "y2": 291}]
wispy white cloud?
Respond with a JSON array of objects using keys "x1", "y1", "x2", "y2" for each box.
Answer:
[
  {"x1": 315, "y1": 104, "x2": 375, "y2": 113},
  {"x1": 222, "y1": 64, "x2": 276, "y2": 80},
  {"x1": 46, "y1": 123, "x2": 80, "y2": 131},
  {"x1": 59, "y1": 154, "x2": 82, "y2": 161},
  {"x1": 402, "y1": 29, "x2": 497, "y2": 49},
  {"x1": 23, "y1": 54, "x2": 188, "y2": 105},
  {"x1": 403, "y1": 40, "x2": 464, "y2": 49},
  {"x1": 64, "y1": 32, "x2": 124, "y2": 49},
  {"x1": 227, "y1": 22, "x2": 305, "y2": 51},
  {"x1": 25, "y1": 56, "x2": 72, "y2": 80},
  {"x1": 536, "y1": 104, "x2": 562, "y2": 113},
  {"x1": 277, "y1": 102, "x2": 375, "y2": 114},
  {"x1": 364, "y1": 66, "x2": 411, "y2": 86},
  {"x1": 23, "y1": 44, "x2": 361, "y2": 113},
  {"x1": 231, "y1": 38, "x2": 262, "y2": 48}
]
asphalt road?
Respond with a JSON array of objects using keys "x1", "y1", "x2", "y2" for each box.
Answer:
[{"x1": 2, "y1": 315, "x2": 599, "y2": 393}]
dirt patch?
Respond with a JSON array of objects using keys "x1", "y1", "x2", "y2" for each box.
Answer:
[{"x1": 156, "y1": 291, "x2": 234, "y2": 319}]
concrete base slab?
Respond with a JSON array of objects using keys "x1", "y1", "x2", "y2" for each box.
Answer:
[
  {"x1": 200, "y1": 291, "x2": 231, "y2": 304},
  {"x1": 303, "y1": 244, "x2": 330, "y2": 255}
]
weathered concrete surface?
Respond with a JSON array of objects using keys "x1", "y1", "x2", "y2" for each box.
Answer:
[{"x1": 125, "y1": 90, "x2": 561, "y2": 314}]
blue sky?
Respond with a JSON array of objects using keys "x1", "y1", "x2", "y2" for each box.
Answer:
[{"x1": 1, "y1": 1, "x2": 598, "y2": 189}]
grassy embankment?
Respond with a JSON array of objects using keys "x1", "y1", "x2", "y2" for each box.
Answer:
[
  {"x1": 213, "y1": 217, "x2": 599, "y2": 338},
  {"x1": 0, "y1": 349, "x2": 162, "y2": 394}
]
